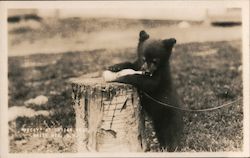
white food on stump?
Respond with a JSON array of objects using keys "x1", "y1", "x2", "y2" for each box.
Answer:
[{"x1": 102, "y1": 69, "x2": 143, "y2": 82}]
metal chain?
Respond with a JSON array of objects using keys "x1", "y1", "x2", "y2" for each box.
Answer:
[{"x1": 143, "y1": 92, "x2": 242, "y2": 112}]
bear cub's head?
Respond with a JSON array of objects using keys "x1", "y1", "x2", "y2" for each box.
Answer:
[{"x1": 138, "y1": 30, "x2": 176, "y2": 76}]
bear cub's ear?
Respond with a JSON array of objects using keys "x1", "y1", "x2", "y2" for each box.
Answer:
[{"x1": 139, "y1": 30, "x2": 150, "y2": 42}]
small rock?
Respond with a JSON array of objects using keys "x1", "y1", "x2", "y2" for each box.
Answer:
[
  {"x1": 178, "y1": 21, "x2": 191, "y2": 28},
  {"x1": 25, "y1": 95, "x2": 48, "y2": 106},
  {"x1": 153, "y1": 138, "x2": 158, "y2": 143},
  {"x1": 8, "y1": 106, "x2": 51, "y2": 121},
  {"x1": 50, "y1": 91, "x2": 59, "y2": 95},
  {"x1": 238, "y1": 65, "x2": 242, "y2": 72}
]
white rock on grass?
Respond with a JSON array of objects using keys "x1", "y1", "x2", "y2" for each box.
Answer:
[
  {"x1": 24, "y1": 95, "x2": 48, "y2": 106},
  {"x1": 8, "y1": 106, "x2": 50, "y2": 122},
  {"x1": 178, "y1": 21, "x2": 191, "y2": 29}
]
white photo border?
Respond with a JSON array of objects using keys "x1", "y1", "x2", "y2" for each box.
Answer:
[{"x1": 0, "y1": 1, "x2": 249, "y2": 157}]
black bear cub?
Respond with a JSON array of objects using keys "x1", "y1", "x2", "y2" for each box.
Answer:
[{"x1": 108, "y1": 30, "x2": 183, "y2": 151}]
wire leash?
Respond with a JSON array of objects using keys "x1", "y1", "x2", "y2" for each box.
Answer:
[{"x1": 143, "y1": 92, "x2": 243, "y2": 112}]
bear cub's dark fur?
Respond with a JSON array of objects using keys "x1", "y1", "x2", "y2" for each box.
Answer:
[{"x1": 108, "y1": 30, "x2": 183, "y2": 151}]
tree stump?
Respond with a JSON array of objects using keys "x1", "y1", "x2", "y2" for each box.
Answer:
[{"x1": 69, "y1": 73, "x2": 148, "y2": 152}]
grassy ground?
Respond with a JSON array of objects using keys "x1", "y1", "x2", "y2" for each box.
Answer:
[{"x1": 8, "y1": 18, "x2": 243, "y2": 152}]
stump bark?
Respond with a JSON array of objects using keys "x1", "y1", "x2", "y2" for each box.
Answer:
[{"x1": 69, "y1": 74, "x2": 148, "y2": 152}]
